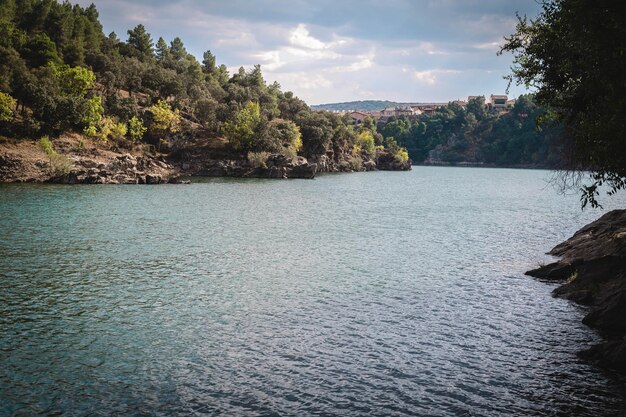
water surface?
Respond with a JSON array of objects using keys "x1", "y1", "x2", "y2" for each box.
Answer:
[{"x1": 1, "y1": 167, "x2": 625, "y2": 416}]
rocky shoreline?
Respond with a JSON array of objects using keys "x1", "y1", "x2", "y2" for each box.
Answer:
[
  {"x1": 0, "y1": 135, "x2": 411, "y2": 184},
  {"x1": 526, "y1": 210, "x2": 626, "y2": 372}
]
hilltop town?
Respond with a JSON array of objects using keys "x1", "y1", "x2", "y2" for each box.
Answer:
[{"x1": 315, "y1": 94, "x2": 516, "y2": 123}]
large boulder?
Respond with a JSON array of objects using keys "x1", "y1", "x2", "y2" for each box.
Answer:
[{"x1": 526, "y1": 209, "x2": 626, "y2": 372}]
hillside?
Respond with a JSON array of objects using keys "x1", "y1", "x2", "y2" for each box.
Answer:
[
  {"x1": 312, "y1": 100, "x2": 409, "y2": 112},
  {"x1": 0, "y1": 0, "x2": 410, "y2": 182},
  {"x1": 377, "y1": 96, "x2": 567, "y2": 168}
]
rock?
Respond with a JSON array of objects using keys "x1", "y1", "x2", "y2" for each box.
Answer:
[
  {"x1": 364, "y1": 160, "x2": 377, "y2": 171},
  {"x1": 526, "y1": 209, "x2": 626, "y2": 373},
  {"x1": 145, "y1": 174, "x2": 161, "y2": 184},
  {"x1": 167, "y1": 176, "x2": 191, "y2": 184},
  {"x1": 376, "y1": 151, "x2": 412, "y2": 171},
  {"x1": 288, "y1": 162, "x2": 317, "y2": 179}
]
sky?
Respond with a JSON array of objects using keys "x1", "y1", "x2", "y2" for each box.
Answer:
[{"x1": 75, "y1": 0, "x2": 543, "y2": 105}]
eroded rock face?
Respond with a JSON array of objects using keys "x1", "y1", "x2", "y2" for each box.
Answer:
[
  {"x1": 526, "y1": 209, "x2": 626, "y2": 372},
  {"x1": 376, "y1": 152, "x2": 412, "y2": 171},
  {"x1": 50, "y1": 154, "x2": 175, "y2": 184},
  {"x1": 181, "y1": 153, "x2": 317, "y2": 179}
]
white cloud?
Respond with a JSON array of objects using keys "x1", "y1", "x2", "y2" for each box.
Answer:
[
  {"x1": 473, "y1": 41, "x2": 501, "y2": 50},
  {"x1": 413, "y1": 69, "x2": 461, "y2": 85},
  {"x1": 414, "y1": 70, "x2": 437, "y2": 85},
  {"x1": 289, "y1": 24, "x2": 327, "y2": 49},
  {"x1": 329, "y1": 51, "x2": 375, "y2": 72}
]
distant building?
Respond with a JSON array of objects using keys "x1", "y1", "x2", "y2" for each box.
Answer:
[
  {"x1": 348, "y1": 111, "x2": 369, "y2": 124},
  {"x1": 467, "y1": 95, "x2": 485, "y2": 102},
  {"x1": 411, "y1": 103, "x2": 446, "y2": 115},
  {"x1": 489, "y1": 94, "x2": 508, "y2": 110}
]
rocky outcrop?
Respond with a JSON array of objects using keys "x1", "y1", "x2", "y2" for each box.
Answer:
[
  {"x1": 526, "y1": 209, "x2": 626, "y2": 372},
  {"x1": 49, "y1": 154, "x2": 177, "y2": 184},
  {"x1": 376, "y1": 152, "x2": 412, "y2": 171},
  {"x1": 179, "y1": 153, "x2": 317, "y2": 179}
]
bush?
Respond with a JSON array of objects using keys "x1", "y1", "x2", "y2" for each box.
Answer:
[
  {"x1": 247, "y1": 151, "x2": 270, "y2": 168},
  {"x1": 223, "y1": 101, "x2": 260, "y2": 151},
  {"x1": 395, "y1": 149, "x2": 409, "y2": 163},
  {"x1": 356, "y1": 130, "x2": 375, "y2": 155},
  {"x1": 348, "y1": 155, "x2": 363, "y2": 171},
  {"x1": 149, "y1": 99, "x2": 180, "y2": 135},
  {"x1": 0, "y1": 92, "x2": 16, "y2": 122},
  {"x1": 38, "y1": 136, "x2": 72, "y2": 175},
  {"x1": 49, "y1": 153, "x2": 73, "y2": 175},
  {"x1": 128, "y1": 116, "x2": 146, "y2": 142},
  {"x1": 110, "y1": 121, "x2": 127, "y2": 140},
  {"x1": 39, "y1": 136, "x2": 55, "y2": 156}
]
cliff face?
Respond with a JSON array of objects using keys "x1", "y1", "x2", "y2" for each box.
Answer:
[{"x1": 526, "y1": 210, "x2": 626, "y2": 372}]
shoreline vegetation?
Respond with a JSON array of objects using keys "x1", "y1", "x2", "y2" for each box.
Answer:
[
  {"x1": 0, "y1": 0, "x2": 411, "y2": 183},
  {"x1": 0, "y1": 0, "x2": 568, "y2": 184}
]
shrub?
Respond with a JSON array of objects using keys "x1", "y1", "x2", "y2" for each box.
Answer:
[
  {"x1": 38, "y1": 136, "x2": 72, "y2": 175},
  {"x1": 247, "y1": 151, "x2": 270, "y2": 168},
  {"x1": 395, "y1": 149, "x2": 409, "y2": 163},
  {"x1": 49, "y1": 153, "x2": 73, "y2": 175},
  {"x1": 348, "y1": 155, "x2": 363, "y2": 171},
  {"x1": 0, "y1": 92, "x2": 16, "y2": 122},
  {"x1": 356, "y1": 130, "x2": 375, "y2": 155},
  {"x1": 128, "y1": 116, "x2": 146, "y2": 142},
  {"x1": 110, "y1": 121, "x2": 127, "y2": 141},
  {"x1": 149, "y1": 99, "x2": 180, "y2": 134},
  {"x1": 223, "y1": 101, "x2": 260, "y2": 151},
  {"x1": 39, "y1": 136, "x2": 55, "y2": 156}
]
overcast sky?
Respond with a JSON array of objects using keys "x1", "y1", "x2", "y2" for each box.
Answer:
[{"x1": 76, "y1": 0, "x2": 542, "y2": 105}]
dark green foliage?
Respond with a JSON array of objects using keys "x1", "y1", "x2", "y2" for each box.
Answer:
[
  {"x1": 501, "y1": 0, "x2": 626, "y2": 208},
  {"x1": 125, "y1": 24, "x2": 153, "y2": 60},
  {"x1": 0, "y1": 0, "x2": 400, "y2": 161},
  {"x1": 379, "y1": 95, "x2": 565, "y2": 168}
]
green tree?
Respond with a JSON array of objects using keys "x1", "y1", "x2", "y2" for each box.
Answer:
[
  {"x1": 202, "y1": 50, "x2": 216, "y2": 75},
  {"x1": 126, "y1": 24, "x2": 153, "y2": 60},
  {"x1": 155, "y1": 37, "x2": 170, "y2": 62},
  {"x1": 501, "y1": 0, "x2": 626, "y2": 208},
  {"x1": 128, "y1": 115, "x2": 146, "y2": 142},
  {"x1": 147, "y1": 99, "x2": 180, "y2": 139},
  {"x1": 0, "y1": 91, "x2": 16, "y2": 122},
  {"x1": 466, "y1": 96, "x2": 487, "y2": 120},
  {"x1": 222, "y1": 101, "x2": 261, "y2": 151}
]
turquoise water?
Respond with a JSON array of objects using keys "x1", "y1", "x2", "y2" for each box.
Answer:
[{"x1": 1, "y1": 167, "x2": 625, "y2": 416}]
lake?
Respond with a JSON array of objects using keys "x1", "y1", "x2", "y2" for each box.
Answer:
[{"x1": 1, "y1": 167, "x2": 625, "y2": 416}]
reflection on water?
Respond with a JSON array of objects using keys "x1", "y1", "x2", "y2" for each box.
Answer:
[{"x1": 1, "y1": 167, "x2": 625, "y2": 416}]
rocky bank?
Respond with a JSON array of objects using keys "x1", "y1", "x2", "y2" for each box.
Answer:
[
  {"x1": 526, "y1": 209, "x2": 626, "y2": 372},
  {"x1": 1, "y1": 134, "x2": 412, "y2": 184}
]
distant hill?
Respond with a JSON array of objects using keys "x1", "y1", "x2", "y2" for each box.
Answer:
[{"x1": 311, "y1": 100, "x2": 411, "y2": 112}]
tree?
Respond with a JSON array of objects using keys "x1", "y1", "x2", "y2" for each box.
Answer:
[
  {"x1": 466, "y1": 96, "x2": 487, "y2": 120},
  {"x1": 202, "y1": 50, "x2": 216, "y2": 75},
  {"x1": 501, "y1": 0, "x2": 626, "y2": 208},
  {"x1": 148, "y1": 99, "x2": 180, "y2": 136},
  {"x1": 126, "y1": 24, "x2": 153, "y2": 60},
  {"x1": 155, "y1": 37, "x2": 170, "y2": 62},
  {"x1": 0, "y1": 91, "x2": 16, "y2": 122},
  {"x1": 222, "y1": 101, "x2": 261, "y2": 151},
  {"x1": 169, "y1": 37, "x2": 186, "y2": 61}
]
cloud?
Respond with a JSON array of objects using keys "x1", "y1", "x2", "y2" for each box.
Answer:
[
  {"x1": 413, "y1": 69, "x2": 462, "y2": 86},
  {"x1": 289, "y1": 24, "x2": 327, "y2": 49},
  {"x1": 74, "y1": 0, "x2": 542, "y2": 103}
]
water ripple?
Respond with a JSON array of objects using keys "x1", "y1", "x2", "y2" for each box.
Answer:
[{"x1": 1, "y1": 168, "x2": 626, "y2": 416}]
